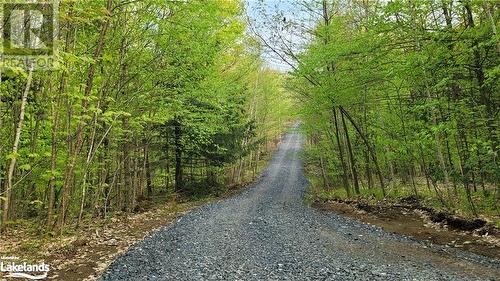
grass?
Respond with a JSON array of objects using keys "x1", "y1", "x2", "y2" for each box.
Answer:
[{"x1": 304, "y1": 161, "x2": 499, "y2": 223}]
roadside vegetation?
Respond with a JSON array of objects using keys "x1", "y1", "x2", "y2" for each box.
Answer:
[
  {"x1": 286, "y1": 1, "x2": 499, "y2": 222},
  {"x1": 1, "y1": 0, "x2": 498, "y2": 270},
  {"x1": 0, "y1": 0, "x2": 294, "y2": 238}
]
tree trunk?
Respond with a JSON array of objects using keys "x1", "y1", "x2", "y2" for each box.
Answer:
[
  {"x1": 339, "y1": 107, "x2": 386, "y2": 196},
  {"x1": 319, "y1": 155, "x2": 329, "y2": 189},
  {"x1": 78, "y1": 104, "x2": 100, "y2": 223},
  {"x1": 144, "y1": 142, "x2": 152, "y2": 197},
  {"x1": 341, "y1": 111, "x2": 360, "y2": 194},
  {"x1": 1, "y1": 68, "x2": 34, "y2": 232},
  {"x1": 174, "y1": 118, "x2": 183, "y2": 191},
  {"x1": 47, "y1": 91, "x2": 62, "y2": 228},
  {"x1": 57, "y1": 0, "x2": 113, "y2": 230},
  {"x1": 123, "y1": 118, "x2": 132, "y2": 212},
  {"x1": 333, "y1": 108, "x2": 350, "y2": 196}
]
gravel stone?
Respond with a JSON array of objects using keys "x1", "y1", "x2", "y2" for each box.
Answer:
[{"x1": 100, "y1": 128, "x2": 500, "y2": 281}]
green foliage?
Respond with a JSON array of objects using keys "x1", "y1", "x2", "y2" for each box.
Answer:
[
  {"x1": 0, "y1": 0, "x2": 294, "y2": 229},
  {"x1": 295, "y1": 0, "x2": 499, "y2": 219}
]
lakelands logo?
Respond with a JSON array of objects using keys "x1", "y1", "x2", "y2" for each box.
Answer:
[{"x1": 0, "y1": 257, "x2": 49, "y2": 280}]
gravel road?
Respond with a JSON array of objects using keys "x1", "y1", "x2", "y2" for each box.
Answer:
[{"x1": 100, "y1": 126, "x2": 499, "y2": 281}]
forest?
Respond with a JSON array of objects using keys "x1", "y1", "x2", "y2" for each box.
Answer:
[
  {"x1": 285, "y1": 0, "x2": 499, "y2": 218},
  {"x1": 0, "y1": 0, "x2": 293, "y2": 233},
  {"x1": 0, "y1": 0, "x2": 499, "y2": 280},
  {"x1": 0, "y1": 0, "x2": 498, "y2": 240}
]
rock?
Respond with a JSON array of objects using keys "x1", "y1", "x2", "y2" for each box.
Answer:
[{"x1": 98, "y1": 129, "x2": 498, "y2": 281}]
